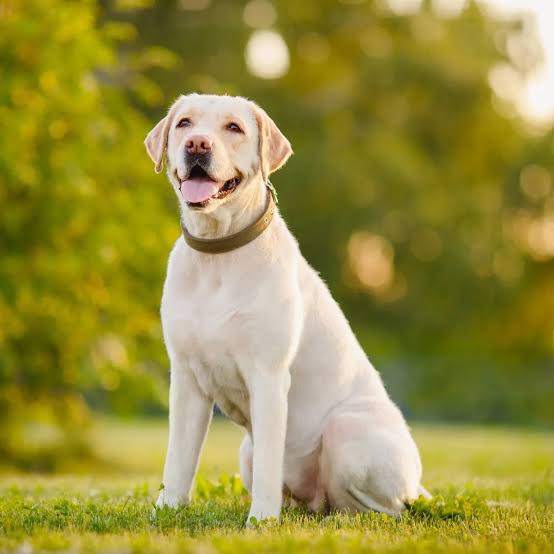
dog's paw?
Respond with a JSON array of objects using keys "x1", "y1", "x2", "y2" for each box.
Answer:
[
  {"x1": 155, "y1": 489, "x2": 187, "y2": 510},
  {"x1": 245, "y1": 509, "x2": 280, "y2": 528},
  {"x1": 150, "y1": 490, "x2": 188, "y2": 523}
]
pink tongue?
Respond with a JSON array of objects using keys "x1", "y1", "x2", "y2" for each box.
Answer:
[{"x1": 180, "y1": 178, "x2": 219, "y2": 203}]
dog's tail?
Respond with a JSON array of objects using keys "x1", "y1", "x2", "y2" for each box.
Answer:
[{"x1": 418, "y1": 485, "x2": 432, "y2": 499}]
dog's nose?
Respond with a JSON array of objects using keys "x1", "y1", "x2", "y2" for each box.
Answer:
[{"x1": 185, "y1": 135, "x2": 213, "y2": 155}]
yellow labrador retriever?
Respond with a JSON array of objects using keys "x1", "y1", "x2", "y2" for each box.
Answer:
[{"x1": 145, "y1": 93, "x2": 429, "y2": 525}]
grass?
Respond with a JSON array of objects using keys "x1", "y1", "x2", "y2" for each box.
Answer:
[{"x1": 0, "y1": 418, "x2": 552, "y2": 553}]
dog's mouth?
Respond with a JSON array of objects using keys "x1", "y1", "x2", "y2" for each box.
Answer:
[{"x1": 178, "y1": 165, "x2": 242, "y2": 209}]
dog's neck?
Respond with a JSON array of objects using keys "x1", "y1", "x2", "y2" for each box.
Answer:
[{"x1": 180, "y1": 174, "x2": 267, "y2": 240}]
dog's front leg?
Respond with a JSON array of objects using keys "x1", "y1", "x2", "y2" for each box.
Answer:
[
  {"x1": 247, "y1": 371, "x2": 290, "y2": 525},
  {"x1": 157, "y1": 367, "x2": 213, "y2": 508}
]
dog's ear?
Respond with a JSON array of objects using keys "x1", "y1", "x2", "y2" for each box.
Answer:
[
  {"x1": 144, "y1": 99, "x2": 181, "y2": 174},
  {"x1": 253, "y1": 103, "x2": 293, "y2": 181}
]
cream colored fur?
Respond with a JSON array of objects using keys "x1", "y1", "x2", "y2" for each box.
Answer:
[{"x1": 145, "y1": 93, "x2": 429, "y2": 525}]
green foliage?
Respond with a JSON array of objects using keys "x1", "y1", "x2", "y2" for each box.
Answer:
[
  {"x1": 1, "y1": 0, "x2": 554, "y2": 467},
  {"x1": 407, "y1": 487, "x2": 487, "y2": 521},
  {"x1": 0, "y1": 0, "x2": 177, "y2": 461},
  {"x1": 0, "y1": 479, "x2": 552, "y2": 553},
  {"x1": 119, "y1": 0, "x2": 554, "y2": 423},
  {"x1": 195, "y1": 473, "x2": 249, "y2": 500},
  {"x1": 1, "y1": 419, "x2": 552, "y2": 552}
]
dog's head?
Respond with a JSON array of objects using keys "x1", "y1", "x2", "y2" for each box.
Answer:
[{"x1": 145, "y1": 94, "x2": 292, "y2": 212}]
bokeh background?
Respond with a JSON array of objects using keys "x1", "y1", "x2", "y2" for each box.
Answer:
[{"x1": 1, "y1": 0, "x2": 553, "y2": 471}]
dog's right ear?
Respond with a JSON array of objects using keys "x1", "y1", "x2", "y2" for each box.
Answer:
[
  {"x1": 144, "y1": 117, "x2": 169, "y2": 174},
  {"x1": 144, "y1": 99, "x2": 181, "y2": 174}
]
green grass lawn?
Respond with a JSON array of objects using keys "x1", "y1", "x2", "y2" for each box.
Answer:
[{"x1": 1, "y1": 418, "x2": 552, "y2": 553}]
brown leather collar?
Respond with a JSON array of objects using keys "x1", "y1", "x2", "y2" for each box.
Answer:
[{"x1": 181, "y1": 186, "x2": 276, "y2": 254}]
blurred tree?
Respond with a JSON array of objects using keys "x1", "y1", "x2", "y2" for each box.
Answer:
[
  {"x1": 110, "y1": 0, "x2": 553, "y2": 424},
  {"x1": 0, "y1": 0, "x2": 552, "y2": 471},
  {"x1": 0, "y1": 0, "x2": 177, "y2": 466}
]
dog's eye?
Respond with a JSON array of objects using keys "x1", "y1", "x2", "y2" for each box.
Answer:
[
  {"x1": 226, "y1": 122, "x2": 243, "y2": 133},
  {"x1": 176, "y1": 118, "x2": 192, "y2": 128}
]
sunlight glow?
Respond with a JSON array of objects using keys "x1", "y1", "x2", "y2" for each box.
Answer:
[
  {"x1": 243, "y1": 0, "x2": 277, "y2": 29},
  {"x1": 432, "y1": 0, "x2": 468, "y2": 18},
  {"x1": 348, "y1": 232, "x2": 395, "y2": 293},
  {"x1": 246, "y1": 30, "x2": 290, "y2": 79},
  {"x1": 384, "y1": 0, "x2": 422, "y2": 16},
  {"x1": 385, "y1": 0, "x2": 554, "y2": 124},
  {"x1": 481, "y1": 0, "x2": 554, "y2": 125}
]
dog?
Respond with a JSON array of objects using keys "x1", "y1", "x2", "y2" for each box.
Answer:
[{"x1": 145, "y1": 93, "x2": 429, "y2": 525}]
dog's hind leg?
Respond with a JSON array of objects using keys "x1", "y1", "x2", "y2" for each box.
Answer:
[{"x1": 320, "y1": 410, "x2": 426, "y2": 516}]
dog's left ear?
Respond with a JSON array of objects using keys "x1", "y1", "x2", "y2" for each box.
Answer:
[
  {"x1": 253, "y1": 103, "x2": 293, "y2": 181},
  {"x1": 144, "y1": 98, "x2": 182, "y2": 174}
]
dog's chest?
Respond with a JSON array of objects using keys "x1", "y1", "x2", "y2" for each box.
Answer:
[{"x1": 162, "y1": 261, "x2": 258, "y2": 426}]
